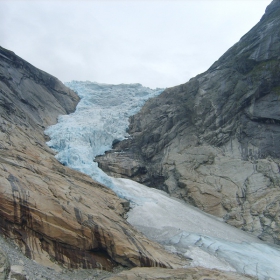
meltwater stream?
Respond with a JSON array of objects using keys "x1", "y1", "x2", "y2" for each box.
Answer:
[{"x1": 45, "y1": 81, "x2": 280, "y2": 280}]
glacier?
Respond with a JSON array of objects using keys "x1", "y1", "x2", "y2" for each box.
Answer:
[
  {"x1": 45, "y1": 81, "x2": 280, "y2": 280},
  {"x1": 45, "y1": 81, "x2": 163, "y2": 188}
]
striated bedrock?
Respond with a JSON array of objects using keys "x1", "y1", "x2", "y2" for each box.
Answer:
[
  {"x1": 0, "y1": 46, "x2": 185, "y2": 270},
  {"x1": 106, "y1": 267, "x2": 256, "y2": 280},
  {"x1": 96, "y1": 0, "x2": 280, "y2": 244}
]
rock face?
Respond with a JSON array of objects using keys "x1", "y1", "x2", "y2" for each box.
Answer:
[
  {"x1": 0, "y1": 46, "x2": 185, "y2": 270},
  {"x1": 106, "y1": 267, "x2": 256, "y2": 280},
  {"x1": 96, "y1": 0, "x2": 280, "y2": 244}
]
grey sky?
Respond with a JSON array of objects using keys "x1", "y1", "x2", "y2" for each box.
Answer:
[{"x1": 0, "y1": 0, "x2": 272, "y2": 88}]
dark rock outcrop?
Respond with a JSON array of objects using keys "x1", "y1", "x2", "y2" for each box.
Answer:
[
  {"x1": 0, "y1": 46, "x2": 185, "y2": 270},
  {"x1": 97, "y1": 0, "x2": 280, "y2": 244}
]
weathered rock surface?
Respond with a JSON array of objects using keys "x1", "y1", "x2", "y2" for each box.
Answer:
[
  {"x1": 106, "y1": 267, "x2": 256, "y2": 280},
  {"x1": 0, "y1": 248, "x2": 9, "y2": 280},
  {"x1": 9, "y1": 265, "x2": 27, "y2": 280},
  {"x1": 96, "y1": 0, "x2": 280, "y2": 244},
  {"x1": 0, "y1": 46, "x2": 185, "y2": 270}
]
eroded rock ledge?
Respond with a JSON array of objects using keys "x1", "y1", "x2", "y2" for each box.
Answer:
[
  {"x1": 0, "y1": 248, "x2": 9, "y2": 280},
  {"x1": 106, "y1": 267, "x2": 256, "y2": 280},
  {"x1": 0, "y1": 46, "x2": 185, "y2": 270},
  {"x1": 96, "y1": 0, "x2": 280, "y2": 244}
]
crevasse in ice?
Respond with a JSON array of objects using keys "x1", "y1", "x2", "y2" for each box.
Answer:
[
  {"x1": 45, "y1": 81, "x2": 163, "y2": 188},
  {"x1": 45, "y1": 81, "x2": 280, "y2": 280}
]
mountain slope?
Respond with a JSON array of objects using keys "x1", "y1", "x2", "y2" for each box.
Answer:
[
  {"x1": 0, "y1": 46, "x2": 184, "y2": 270},
  {"x1": 97, "y1": 0, "x2": 280, "y2": 244}
]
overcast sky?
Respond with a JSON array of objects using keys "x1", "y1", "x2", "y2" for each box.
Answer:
[{"x1": 0, "y1": 0, "x2": 272, "y2": 88}]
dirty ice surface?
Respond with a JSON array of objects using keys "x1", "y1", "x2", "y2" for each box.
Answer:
[
  {"x1": 45, "y1": 81, "x2": 280, "y2": 280},
  {"x1": 112, "y1": 178, "x2": 280, "y2": 279}
]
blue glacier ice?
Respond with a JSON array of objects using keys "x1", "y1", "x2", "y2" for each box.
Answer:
[
  {"x1": 45, "y1": 81, "x2": 280, "y2": 280},
  {"x1": 45, "y1": 81, "x2": 163, "y2": 188}
]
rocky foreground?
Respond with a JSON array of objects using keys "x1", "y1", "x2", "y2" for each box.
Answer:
[
  {"x1": 0, "y1": 235, "x2": 255, "y2": 280},
  {"x1": 97, "y1": 0, "x2": 280, "y2": 245},
  {"x1": 1, "y1": 1, "x2": 280, "y2": 279}
]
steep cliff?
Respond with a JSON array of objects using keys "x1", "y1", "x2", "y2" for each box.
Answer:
[
  {"x1": 97, "y1": 0, "x2": 280, "y2": 244},
  {"x1": 0, "y1": 46, "x2": 184, "y2": 270}
]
